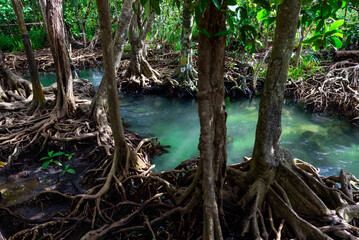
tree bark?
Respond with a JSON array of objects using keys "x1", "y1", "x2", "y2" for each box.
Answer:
[
  {"x1": 90, "y1": 0, "x2": 134, "y2": 127},
  {"x1": 197, "y1": 2, "x2": 227, "y2": 240},
  {"x1": 0, "y1": 50, "x2": 32, "y2": 101},
  {"x1": 11, "y1": 0, "x2": 45, "y2": 111},
  {"x1": 113, "y1": 0, "x2": 135, "y2": 70},
  {"x1": 96, "y1": 0, "x2": 137, "y2": 174},
  {"x1": 124, "y1": 1, "x2": 160, "y2": 85},
  {"x1": 294, "y1": 27, "x2": 304, "y2": 67},
  {"x1": 251, "y1": 0, "x2": 301, "y2": 177},
  {"x1": 172, "y1": 0, "x2": 197, "y2": 85},
  {"x1": 45, "y1": 0, "x2": 76, "y2": 117}
]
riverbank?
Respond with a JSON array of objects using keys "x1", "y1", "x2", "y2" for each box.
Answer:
[{"x1": 5, "y1": 47, "x2": 358, "y2": 126}]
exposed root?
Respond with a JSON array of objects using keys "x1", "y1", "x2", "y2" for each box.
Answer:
[{"x1": 286, "y1": 60, "x2": 359, "y2": 126}]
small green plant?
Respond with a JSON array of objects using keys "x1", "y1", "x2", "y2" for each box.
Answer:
[
  {"x1": 40, "y1": 151, "x2": 64, "y2": 169},
  {"x1": 60, "y1": 164, "x2": 76, "y2": 175},
  {"x1": 65, "y1": 153, "x2": 75, "y2": 160}
]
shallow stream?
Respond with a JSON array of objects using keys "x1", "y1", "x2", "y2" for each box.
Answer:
[{"x1": 39, "y1": 69, "x2": 359, "y2": 176}]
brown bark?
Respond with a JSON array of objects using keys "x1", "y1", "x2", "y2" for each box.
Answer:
[
  {"x1": 197, "y1": 2, "x2": 227, "y2": 240},
  {"x1": 11, "y1": 0, "x2": 45, "y2": 111},
  {"x1": 333, "y1": 50, "x2": 359, "y2": 59},
  {"x1": 0, "y1": 50, "x2": 32, "y2": 101},
  {"x1": 251, "y1": 0, "x2": 301, "y2": 176},
  {"x1": 45, "y1": 0, "x2": 76, "y2": 117},
  {"x1": 96, "y1": 0, "x2": 139, "y2": 172},
  {"x1": 124, "y1": 1, "x2": 160, "y2": 85},
  {"x1": 90, "y1": 0, "x2": 135, "y2": 127}
]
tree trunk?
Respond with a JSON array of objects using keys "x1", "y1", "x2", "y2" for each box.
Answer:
[
  {"x1": 96, "y1": 0, "x2": 138, "y2": 174},
  {"x1": 124, "y1": 1, "x2": 160, "y2": 88},
  {"x1": 251, "y1": 0, "x2": 301, "y2": 178},
  {"x1": 113, "y1": 0, "x2": 135, "y2": 70},
  {"x1": 294, "y1": 27, "x2": 304, "y2": 67},
  {"x1": 197, "y1": 2, "x2": 227, "y2": 240},
  {"x1": 172, "y1": 0, "x2": 197, "y2": 86},
  {"x1": 45, "y1": 0, "x2": 76, "y2": 117},
  {"x1": 90, "y1": 0, "x2": 134, "y2": 129},
  {"x1": 0, "y1": 50, "x2": 32, "y2": 102},
  {"x1": 11, "y1": 0, "x2": 46, "y2": 112}
]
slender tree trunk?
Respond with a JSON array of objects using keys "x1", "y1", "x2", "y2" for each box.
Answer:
[
  {"x1": 294, "y1": 27, "x2": 304, "y2": 67},
  {"x1": 90, "y1": 0, "x2": 134, "y2": 125},
  {"x1": 172, "y1": 0, "x2": 197, "y2": 85},
  {"x1": 113, "y1": 0, "x2": 135, "y2": 70},
  {"x1": 11, "y1": 0, "x2": 45, "y2": 111},
  {"x1": 197, "y1": 2, "x2": 227, "y2": 240},
  {"x1": 251, "y1": 0, "x2": 301, "y2": 177},
  {"x1": 96, "y1": 0, "x2": 136, "y2": 174},
  {"x1": 45, "y1": 0, "x2": 76, "y2": 117},
  {"x1": 124, "y1": 1, "x2": 160, "y2": 85}
]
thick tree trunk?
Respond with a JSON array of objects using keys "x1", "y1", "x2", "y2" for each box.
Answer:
[
  {"x1": 96, "y1": 0, "x2": 138, "y2": 174},
  {"x1": 11, "y1": 0, "x2": 45, "y2": 112},
  {"x1": 46, "y1": 0, "x2": 76, "y2": 117},
  {"x1": 197, "y1": 2, "x2": 227, "y2": 240},
  {"x1": 0, "y1": 50, "x2": 32, "y2": 102},
  {"x1": 172, "y1": 0, "x2": 197, "y2": 85},
  {"x1": 251, "y1": 0, "x2": 301, "y2": 177}
]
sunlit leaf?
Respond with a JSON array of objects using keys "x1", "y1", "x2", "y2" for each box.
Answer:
[
  {"x1": 328, "y1": 20, "x2": 344, "y2": 31},
  {"x1": 330, "y1": 36, "x2": 342, "y2": 49},
  {"x1": 0, "y1": 161, "x2": 4, "y2": 167},
  {"x1": 53, "y1": 160, "x2": 63, "y2": 166},
  {"x1": 256, "y1": 9, "x2": 270, "y2": 21}
]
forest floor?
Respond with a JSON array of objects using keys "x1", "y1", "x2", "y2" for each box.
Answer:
[{"x1": 1, "y1": 46, "x2": 359, "y2": 239}]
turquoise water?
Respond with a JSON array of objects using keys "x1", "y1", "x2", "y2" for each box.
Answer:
[{"x1": 38, "y1": 69, "x2": 359, "y2": 176}]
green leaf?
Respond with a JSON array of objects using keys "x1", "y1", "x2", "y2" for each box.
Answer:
[
  {"x1": 302, "y1": 34, "x2": 322, "y2": 45},
  {"x1": 48, "y1": 151, "x2": 54, "y2": 157},
  {"x1": 256, "y1": 9, "x2": 270, "y2": 21},
  {"x1": 67, "y1": 169, "x2": 76, "y2": 174},
  {"x1": 253, "y1": 0, "x2": 271, "y2": 11},
  {"x1": 264, "y1": 16, "x2": 276, "y2": 26},
  {"x1": 40, "y1": 156, "x2": 50, "y2": 161},
  {"x1": 64, "y1": 164, "x2": 70, "y2": 170},
  {"x1": 328, "y1": 20, "x2": 344, "y2": 31},
  {"x1": 53, "y1": 161, "x2": 63, "y2": 166},
  {"x1": 274, "y1": 0, "x2": 284, "y2": 7},
  {"x1": 214, "y1": 30, "x2": 230, "y2": 36},
  {"x1": 200, "y1": 0, "x2": 210, "y2": 12},
  {"x1": 332, "y1": 32, "x2": 343, "y2": 38},
  {"x1": 315, "y1": 19, "x2": 324, "y2": 33},
  {"x1": 150, "y1": 0, "x2": 161, "y2": 15},
  {"x1": 52, "y1": 152, "x2": 65, "y2": 157},
  {"x1": 42, "y1": 161, "x2": 50, "y2": 169},
  {"x1": 200, "y1": 29, "x2": 212, "y2": 38},
  {"x1": 227, "y1": 0, "x2": 237, "y2": 5},
  {"x1": 350, "y1": 0, "x2": 359, "y2": 6},
  {"x1": 330, "y1": 36, "x2": 342, "y2": 49},
  {"x1": 60, "y1": 171, "x2": 65, "y2": 175},
  {"x1": 211, "y1": 0, "x2": 220, "y2": 8}
]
